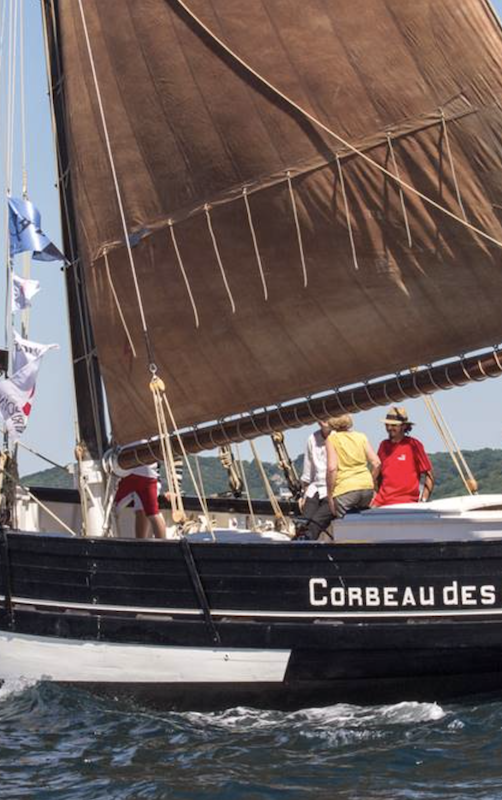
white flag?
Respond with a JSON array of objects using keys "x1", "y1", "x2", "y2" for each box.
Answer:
[
  {"x1": 12, "y1": 273, "x2": 40, "y2": 312},
  {"x1": 0, "y1": 358, "x2": 40, "y2": 440},
  {"x1": 12, "y1": 330, "x2": 58, "y2": 374},
  {"x1": 0, "y1": 340, "x2": 57, "y2": 441}
]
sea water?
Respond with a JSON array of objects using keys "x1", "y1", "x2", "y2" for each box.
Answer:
[{"x1": 0, "y1": 680, "x2": 501, "y2": 799}]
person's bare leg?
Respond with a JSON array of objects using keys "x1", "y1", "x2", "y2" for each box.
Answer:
[
  {"x1": 149, "y1": 512, "x2": 166, "y2": 539},
  {"x1": 135, "y1": 510, "x2": 149, "y2": 539}
]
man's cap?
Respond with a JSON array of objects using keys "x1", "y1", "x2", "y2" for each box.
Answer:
[{"x1": 381, "y1": 406, "x2": 414, "y2": 426}]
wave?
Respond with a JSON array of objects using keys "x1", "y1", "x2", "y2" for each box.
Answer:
[
  {"x1": 181, "y1": 700, "x2": 445, "y2": 730},
  {"x1": 0, "y1": 676, "x2": 38, "y2": 702}
]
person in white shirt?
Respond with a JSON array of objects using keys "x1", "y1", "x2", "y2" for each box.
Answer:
[{"x1": 298, "y1": 419, "x2": 335, "y2": 540}]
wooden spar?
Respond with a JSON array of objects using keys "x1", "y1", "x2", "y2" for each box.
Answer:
[
  {"x1": 116, "y1": 348, "x2": 502, "y2": 469},
  {"x1": 42, "y1": 1, "x2": 107, "y2": 460}
]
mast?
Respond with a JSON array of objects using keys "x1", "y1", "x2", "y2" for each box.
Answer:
[{"x1": 41, "y1": 0, "x2": 107, "y2": 461}]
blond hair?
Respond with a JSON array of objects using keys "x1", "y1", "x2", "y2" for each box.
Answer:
[{"x1": 328, "y1": 413, "x2": 353, "y2": 432}]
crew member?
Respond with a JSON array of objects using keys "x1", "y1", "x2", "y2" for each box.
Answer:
[
  {"x1": 372, "y1": 406, "x2": 434, "y2": 507},
  {"x1": 115, "y1": 463, "x2": 166, "y2": 539},
  {"x1": 298, "y1": 419, "x2": 335, "y2": 540},
  {"x1": 326, "y1": 414, "x2": 380, "y2": 531}
]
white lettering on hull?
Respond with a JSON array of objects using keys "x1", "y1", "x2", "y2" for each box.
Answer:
[{"x1": 309, "y1": 579, "x2": 498, "y2": 610}]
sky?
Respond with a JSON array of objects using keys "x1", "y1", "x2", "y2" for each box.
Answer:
[{"x1": 3, "y1": 0, "x2": 502, "y2": 476}]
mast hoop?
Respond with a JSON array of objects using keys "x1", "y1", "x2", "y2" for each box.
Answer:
[
  {"x1": 275, "y1": 403, "x2": 289, "y2": 429},
  {"x1": 492, "y1": 347, "x2": 502, "y2": 371},
  {"x1": 394, "y1": 371, "x2": 416, "y2": 401},
  {"x1": 305, "y1": 395, "x2": 322, "y2": 422},
  {"x1": 460, "y1": 355, "x2": 485, "y2": 382},
  {"x1": 362, "y1": 382, "x2": 379, "y2": 408},
  {"x1": 423, "y1": 365, "x2": 443, "y2": 392},
  {"x1": 218, "y1": 417, "x2": 230, "y2": 444},
  {"x1": 332, "y1": 388, "x2": 348, "y2": 415}
]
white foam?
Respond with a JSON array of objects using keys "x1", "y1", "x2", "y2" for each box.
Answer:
[
  {"x1": 0, "y1": 676, "x2": 38, "y2": 701},
  {"x1": 179, "y1": 700, "x2": 446, "y2": 733},
  {"x1": 378, "y1": 701, "x2": 446, "y2": 724}
]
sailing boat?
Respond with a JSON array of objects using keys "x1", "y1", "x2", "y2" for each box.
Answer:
[{"x1": 3, "y1": 0, "x2": 502, "y2": 709}]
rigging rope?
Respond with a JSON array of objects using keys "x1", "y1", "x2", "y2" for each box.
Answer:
[
  {"x1": 194, "y1": 454, "x2": 206, "y2": 502},
  {"x1": 18, "y1": 0, "x2": 31, "y2": 340},
  {"x1": 0, "y1": 457, "x2": 77, "y2": 536},
  {"x1": 168, "y1": 222, "x2": 200, "y2": 328},
  {"x1": 335, "y1": 155, "x2": 359, "y2": 271},
  {"x1": 103, "y1": 250, "x2": 137, "y2": 358},
  {"x1": 78, "y1": 1, "x2": 222, "y2": 536},
  {"x1": 4, "y1": 0, "x2": 17, "y2": 356},
  {"x1": 422, "y1": 395, "x2": 477, "y2": 494},
  {"x1": 286, "y1": 171, "x2": 308, "y2": 287},
  {"x1": 218, "y1": 444, "x2": 243, "y2": 497},
  {"x1": 387, "y1": 133, "x2": 413, "y2": 248},
  {"x1": 235, "y1": 442, "x2": 257, "y2": 531},
  {"x1": 173, "y1": 0, "x2": 502, "y2": 251},
  {"x1": 150, "y1": 376, "x2": 186, "y2": 524},
  {"x1": 440, "y1": 111, "x2": 467, "y2": 222},
  {"x1": 77, "y1": 0, "x2": 154, "y2": 366},
  {"x1": 249, "y1": 439, "x2": 288, "y2": 530},
  {"x1": 19, "y1": 0, "x2": 25, "y2": 198},
  {"x1": 16, "y1": 440, "x2": 69, "y2": 472},
  {"x1": 271, "y1": 431, "x2": 302, "y2": 499},
  {"x1": 204, "y1": 204, "x2": 236, "y2": 314},
  {"x1": 242, "y1": 187, "x2": 268, "y2": 301},
  {"x1": 150, "y1": 375, "x2": 215, "y2": 537}
]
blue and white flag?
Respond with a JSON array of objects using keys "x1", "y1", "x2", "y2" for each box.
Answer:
[
  {"x1": 12, "y1": 273, "x2": 40, "y2": 312},
  {"x1": 8, "y1": 197, "x2": 65, "y2": 262}
]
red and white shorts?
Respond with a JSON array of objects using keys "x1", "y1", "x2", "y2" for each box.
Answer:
[{"x1": 115, "y1": 475, "x2": 159, "y2": 517}]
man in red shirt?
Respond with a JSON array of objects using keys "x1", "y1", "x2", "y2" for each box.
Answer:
[{"x1": 372, "y1": 406, "x2": 435, "y2": 507}]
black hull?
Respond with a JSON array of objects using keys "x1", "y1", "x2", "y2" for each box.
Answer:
[
  {"x1": 2, "y1": 532, "x2": 502, "y2": 709},
  {"x1": 73, "y1": 673, "x2": 502, "y2": 712}
]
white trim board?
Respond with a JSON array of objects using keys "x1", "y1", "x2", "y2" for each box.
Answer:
[{"x1": 0, "y1": 631, "x2": 291, "y2": 683}]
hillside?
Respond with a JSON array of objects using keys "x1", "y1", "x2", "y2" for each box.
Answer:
[{"x1": 21, "y1": 448, "x2": 502, "y2": 500}]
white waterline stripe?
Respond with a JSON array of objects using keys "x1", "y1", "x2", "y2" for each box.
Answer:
[
  {"x1": 0, "y1": 632, "x2": 291, "y2": 684},
  {"x1": 5, "y1": 596, "x2": 202, "y2": 616},
  {"x1": 4, "y1": 595, "x2": 502, "y2": 620}
]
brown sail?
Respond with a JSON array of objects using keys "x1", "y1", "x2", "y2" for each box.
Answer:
[{"x1": 48, "y1": 0, "x2": 502, "y2": 445}]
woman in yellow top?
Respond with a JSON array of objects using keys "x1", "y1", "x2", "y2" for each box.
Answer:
[{"x1": 326, "y1": 414, "x2": 380, "y2": 520}]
